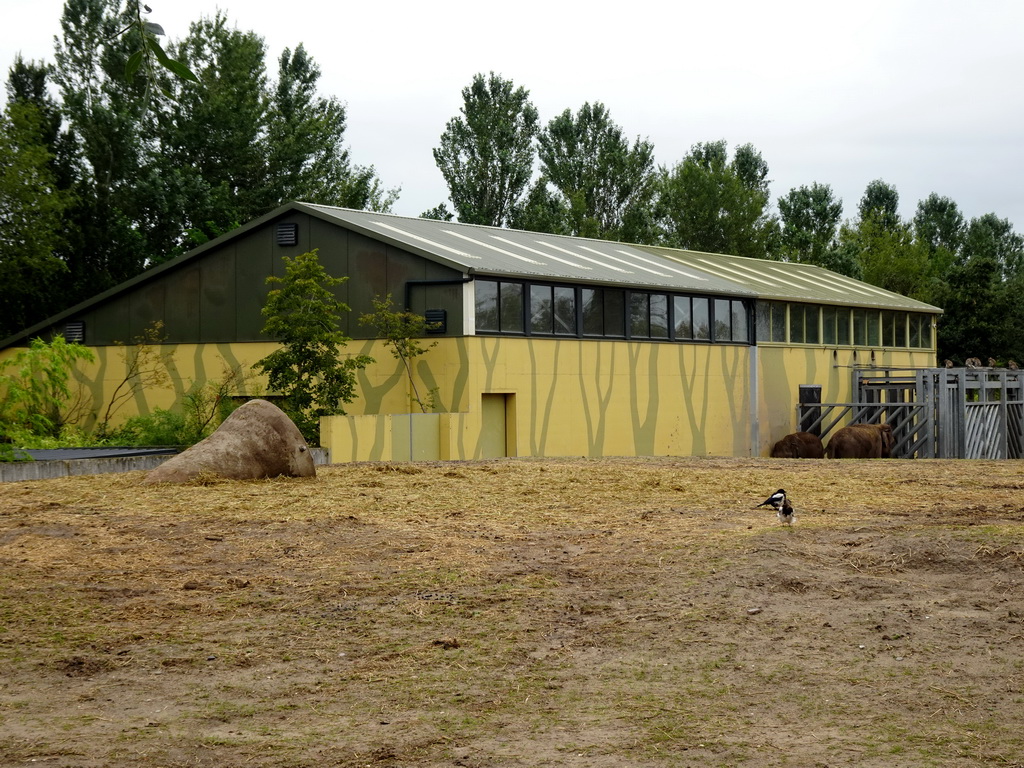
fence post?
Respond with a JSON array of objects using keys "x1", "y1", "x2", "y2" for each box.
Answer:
[
  {"x1": 798, "y1": 385, "x2": 822, "y2": 436},
  {"x1": 956, "y1": 371, "x2": 968, "y2": 458}
]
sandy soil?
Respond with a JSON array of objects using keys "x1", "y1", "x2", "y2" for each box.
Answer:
[{"x1": 1, "y1": 456, "x2": 1023, "y2": 767}]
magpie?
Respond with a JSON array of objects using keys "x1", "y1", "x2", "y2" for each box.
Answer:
[
  {"x1": 756, "y1": 489, "x2": 786, "y2": 511},
  {"x1": 777, "y1": 498, "x2": 795, "y2": 526}
]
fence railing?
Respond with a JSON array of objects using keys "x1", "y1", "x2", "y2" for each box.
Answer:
[{"x1": 796, "y1": 367, "x2": 1024, "y2": 459}]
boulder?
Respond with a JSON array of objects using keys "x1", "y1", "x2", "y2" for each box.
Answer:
[{"x1": 143, "y1": 399, "x2": 316, "y2": 484}]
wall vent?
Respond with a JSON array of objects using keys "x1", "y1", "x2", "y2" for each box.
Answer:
[
  {"x1": 64, "y1": 321, "x2": 85, "y2": 343},
  {"x1": 424, "y1": 309, "x2": 447, "y2": 334},
  {"x1": 276, "y1": 222, "x2": 299, "y2": 246}
]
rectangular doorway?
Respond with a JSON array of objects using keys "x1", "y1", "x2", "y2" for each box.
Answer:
[{"x1": 480, "y1": 393, "x2": 516, "y2": 458}]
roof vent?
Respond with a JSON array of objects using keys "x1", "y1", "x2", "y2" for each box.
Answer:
[
  {"x1": 276, "y1": 222, "x2": 299, "y2": 247},
  {"x1": 64, "y1": 321, "x2": 85, "y2": 343},
  {"x1": 424, "y1": 309, "x2": 447, "y2": 334}
]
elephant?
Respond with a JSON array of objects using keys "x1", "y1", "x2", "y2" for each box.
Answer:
[
  {"x1": 770, "y1": 432, "x2": 824, "y2": 458},
  {"x1": 825, "y1": 423, "x2": 894, "y2": 459}
]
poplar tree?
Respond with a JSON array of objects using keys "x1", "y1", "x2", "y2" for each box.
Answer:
[
  {"x1": 778, "y1": 183, "x2": 843, "y2": 267},
  {"x1": 433, "y1": 72, "x2": 539, "y2": 227},
  {"x1": 657, "y1": 140, "x2": 776, "y2": 259},
  {"x1": 537, "y1": 101, "x2": 656, "y2": 241},
  {"x1": 0, "y1": 99, "x2": 72, "y2": 338}
]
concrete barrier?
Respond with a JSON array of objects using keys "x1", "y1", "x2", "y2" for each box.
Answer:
[{"x1": 0, "y1": 447, "x2": 330, "y2": 483}]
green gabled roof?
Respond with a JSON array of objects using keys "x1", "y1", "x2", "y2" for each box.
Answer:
[
  {"x1": 2, "y1": 201, "x2": 941, "y2": 349},
  {"x1": 305, "y1": 204, "x2": 942, "y2": 313}
]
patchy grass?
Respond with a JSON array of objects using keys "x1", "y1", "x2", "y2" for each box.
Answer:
[{"x1": 1, "y1": 456, "x2": 1023, "y2": 766}]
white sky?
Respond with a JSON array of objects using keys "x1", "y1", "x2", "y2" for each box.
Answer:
[{"x1": 3, "y1": 0, "x2": 1022, "y2": 234}]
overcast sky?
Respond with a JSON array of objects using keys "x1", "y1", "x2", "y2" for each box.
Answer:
[{"x1": 3, "y1": 0, "x2": 1022, "y2": 235}]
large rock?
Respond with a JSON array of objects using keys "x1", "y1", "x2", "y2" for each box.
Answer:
[{"x1": 143, "y1": 399, "x2": 316, "y2": 484}]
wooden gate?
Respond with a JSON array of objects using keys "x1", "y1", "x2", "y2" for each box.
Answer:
[{"x1": 796, "y1": 367, "x2": 1024, "y2": 459}]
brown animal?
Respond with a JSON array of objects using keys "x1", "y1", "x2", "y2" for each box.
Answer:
[
  {"x1": 770, "y1": 432, "x2": 824, "y2": 458},
  {"x1": 143, "y1": 399, "x2": 316, "y2": 484},
  {"x1": 825, "y1": 423, "x2": 894, "y2": 459}
]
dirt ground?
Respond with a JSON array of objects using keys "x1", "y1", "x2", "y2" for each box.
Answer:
[{"x1": 1, "y1": 456, "x2": 1023, "y2": 767}]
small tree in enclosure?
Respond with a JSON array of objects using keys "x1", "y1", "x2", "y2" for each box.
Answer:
[
  {"x1": 0, "y1": 336, "x2": 95, "y2": 439},
  {"x1": 254, "y1": 249, "x2": 372, "y2": 442},
  {"x1": 97, "y1": 321, "x2": 172, "y2": 437},
  {"x1": 359, "y1": 295, "x2": 439, "y2": 413}
]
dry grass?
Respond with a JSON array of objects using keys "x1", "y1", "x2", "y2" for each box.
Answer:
[{"x1": 1, "y1": 456, "x2": 1024, "y2": 767}]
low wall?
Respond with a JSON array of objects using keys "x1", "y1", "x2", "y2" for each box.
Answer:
[
  {"x1": 0, "y1": 447, "x2": 330, "y2": 483},
  {"x1": 0, "y1": 454, "x2": 175, "y2": 482}
]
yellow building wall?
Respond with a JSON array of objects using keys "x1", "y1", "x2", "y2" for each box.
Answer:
[
  {"x1": 2, "y1": 335, "x2": 936, "y2": 460},
  {"x1": 755, "y1": 343, "x2": 937, "y2": 454},
  {"x1": 331, "y1": 337, "x2": 758, "y2": 461}
]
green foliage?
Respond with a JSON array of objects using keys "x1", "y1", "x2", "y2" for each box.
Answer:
[
  {"x1": 777, "y1": 183, "x2": 843, "y2": 267},
  {"x1": 932, "y1": 213, "x2": 1024, "y2": 364},
  {"x1": 420, "y1": 203, "x2": 454, "y2": 221},
  {"x1": 932, "y1": 253, "x2": 1012, "y2": 363},
  {"x1": 509, "y1": 178, "x2": 571, "y2": 235},
  {"x1": 254, "y1": 250, "x2": 373, "y2": 443},
  {"x1": 117, "y1": 1, "x2": 198, "y2": 114},
  {"x1": 656, "y1": 140, "x2": 777, "y2": 259},
  {"x1": 0, "y1": 98, "x2": 73, "y2": 338},
  {"x1": 116, "y1": 364, "x2": 250, "y2": 446},
  {"x1": 839, "y1": 178, "x2": 1024, "y2": 363},
  {"x1": 0, "y1": 441, "x2": 33, "y2": 463},
  {"x1": 113, "y1": 407, "x2": 188, "y2": 446},
  {"x1": 359, "y1": 295, "x2": 439, "y2": 413},
  {"x1": 914, "y1": 193, "x2": 965, "y2": 257},
  {"x1": 537, "y1": 102, "x2": 656, "y2": 241},
  {"x1": 0, "y1": 336, "x2": 95, "y2": 438},
  {"x1": 50, "y1": 0, "x2": 155, "y2": 300},
  {"x1": 858, "y1": 179, "x2": 901, "y2": 231},
  {"x1": 178, "y1": 369, "x2": 249, "y2": 443},
  {"x1": 1, "y1": 4, "x2": 396, "y2": 317},
  {"x1": 97, "y1": 321, "x2": 171, "y2": 436},
  {"x1": 840, "y1": 216, "x2": 931, "y2": 299},
  {"x1": 433, "y1": 72, "x2": 539, "y2": 227}
]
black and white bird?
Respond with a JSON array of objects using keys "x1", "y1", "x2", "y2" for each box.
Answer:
[
  {"x1": 776, "y1": 497, "x2": 795, "y2": 526},
  {"x1": 756, "y1": 489, "x2": 787, "y2": 511}
]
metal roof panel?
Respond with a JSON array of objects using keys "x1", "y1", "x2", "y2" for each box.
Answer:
[{"x1": 304, "y1": 205, "x2": 941, "y2": 313}]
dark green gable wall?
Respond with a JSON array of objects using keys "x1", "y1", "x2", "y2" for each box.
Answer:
[{"x1": 72, "y1": 213, "x2": 465, "y2": 346}]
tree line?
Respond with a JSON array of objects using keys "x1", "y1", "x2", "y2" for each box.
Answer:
[
  {"x1": 429, "y1": 73, "x2": 1024, "y2": 365},
  {"x1": 2, "y1": 5, "x2": 1022, "y2": 365},
  {"x1": 1, "y1": 0, "x2": 396, "y2": 341}
]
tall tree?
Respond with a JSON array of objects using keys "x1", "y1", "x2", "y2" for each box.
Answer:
[
  {"x1": 157, "y1": 12, "x2": 270, "y2": 248},
  {"x1": 777, "y1": 182, "x2": 843, "y2": 267},
  {"x1": 150, "y1": 18, "x2": 395, "y2": 259},
  {"x1": 267, "y1": 44, "x2": 395, "y2": 212},
  {"x1": 51, "y1": 0, "x2": 151, "y2": 299},
  {"x1": 913, "y1": 193, "x2": 964, "y2": 256},
  {"x1": 2, "y1": 3, "x2": 398, "y2": 337},
  {"x1": 960, "y1": 213, "x2": 1024, "y2": 280},
  {"x1": 0, "y1": 98, "x2": 72, "y2": 338},
  {"x1": 912, "y1": 193, "x2": 965, "y2": 303},
  {"x1": 657, "y1": 140, "x2": 777, "y2": 259},
  {"x1": 433, "y1": 72, "x2": 539, "y2": 227},
  {"x1": 851, "y1": 216, "x2": 930, "y2": 299},
  {"x1": 537, "y1": 101, "x2": 655, "y2": 241},
  {"x1": 933, "y1": 248, "x2": 1012, "y2": 364},
  {"x1": 838, "y1": 180, "x2": 933, "y2": 297},
  {"x1": 857, "y1": 179, "x2": 901, "y2": 231},
  {"x1": 509, "y1": 178, "x2": 571, "y2": 235}
]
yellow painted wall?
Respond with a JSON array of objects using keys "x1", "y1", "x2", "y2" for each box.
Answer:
[
  {"x1": 756, "y1": 343, "x2": 936, "y2": 454},
  {"x1": 2, "y1": 336, "x2": 935, "y2": 460}
]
